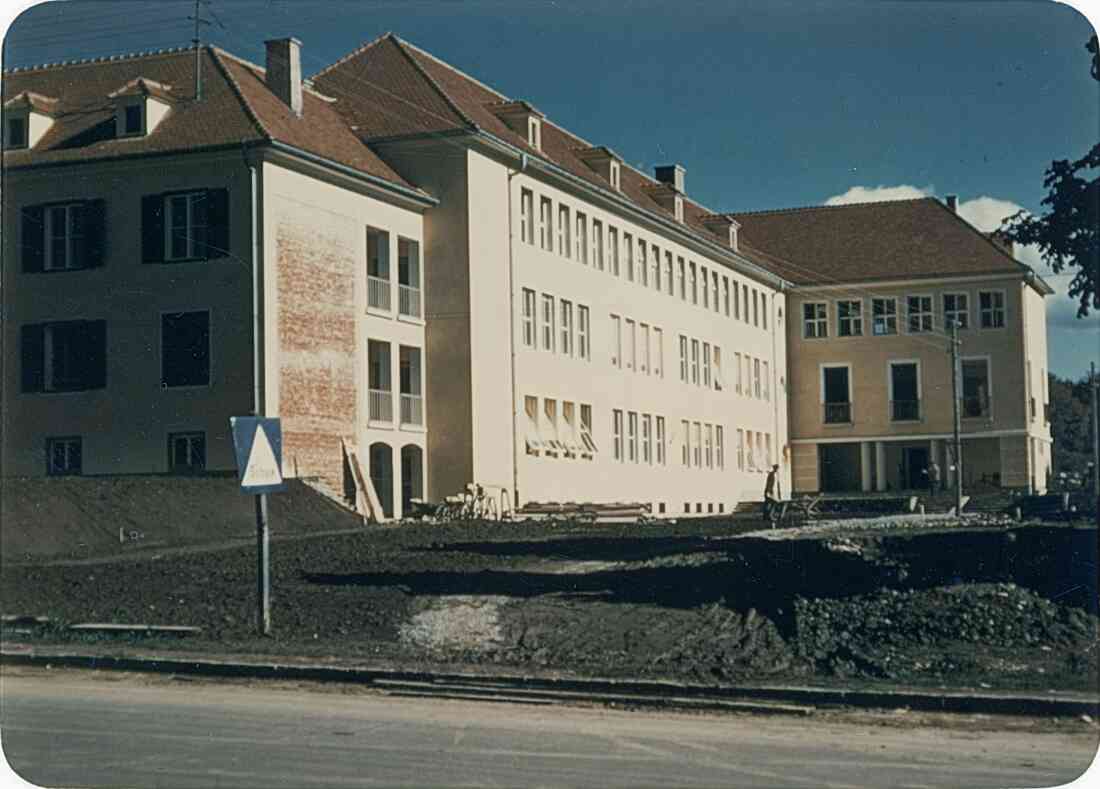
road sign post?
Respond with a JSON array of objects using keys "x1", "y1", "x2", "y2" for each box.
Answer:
[{"x1": 230, "y1": 416, "x2": 285, "y2": 636}]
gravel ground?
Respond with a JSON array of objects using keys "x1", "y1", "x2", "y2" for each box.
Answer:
[{"x1": 2, "y1": 517, "x2": 1096, "y2": 693}]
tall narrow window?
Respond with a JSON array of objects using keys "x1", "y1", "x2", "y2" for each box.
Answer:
[
  {"x1": 716, "y1": 426, "x2": 724, "y2": 469},
  {"x1": 733, "y1": 280, "x2": 740, "y2": 319},
  {"x1": 705, "y1": 424, "x2": 713, "y2": 469},
  {"x1": 651, "y1": 245, "x2": 660, "y2": 290},
  {"x1": 742, "y1": 284, "x2": 750, "y2": 324},
  {"x1": 702, "y1": 342, "x2": 711, "y2": 388},
  {"x1": 611, "y1": 314, "x2": 622, "y2": 368},
  {"x1": 677, "y1": 258, "x2": 686, "y2": 300},
  {"x1": 521, "y1": 288, "x2": 536, "y2": 347},
  {"x1": 762, "y1": 292, "x2": 769, "y2": 329},
  {"x1": 575, "y1": 212, "x2": 588, "y2": 264},
  {"x1": 642, "y1": 414, "x2": 652, "y2": 464},
  {"x1": 366, "y1": 228, "x2": 391, "y2": 310},
  {"x1": 580, "y1": 404, "x2": 597, "y2": 454},
  {"x1": 723, "y1": 277, "x2": 730, "y2": 316},
  {"x1": 713, "y1": 346, "x2": 723, "y2": 391},
  {"x1": 558, "y1": 204, "x2": 571, "y2": 258},
  {"x1": 665, "y1": 252, "x2": 674, "y2": 296},
  {"x1": 762, "y1": 360, "x2": 769, "y2": 401},
  {"x1": 640, "y1": 323, "x2": 651, "y2": 374},
  {"x1": 628, "y1": 412, "x2": 638, "y2": 463},
  {"x1": 399, "y1": 345, "x2": 424, "y2": 426},
  {"x1": 907, "y1": 295, "x2": 934, "y2": 333},
  {"x1": 624, "y1": 233, "x2": 634, "y2": 281},
  {"x1": 539, "y1": 196, "x2": 553, "y2": 251},
  {"x1": 735, "y1": 352, "x2": 743, "y2": 394},
  {"x1": 690, "y1": 339, "x2": 700, "y2": 385},
  {"x1": 837, "y1": 300, "x2": 862, "y2": 337},
  {"x1": 962, "y1": 358, "x2": 991, "y2": 418},
  {"x1": 397, "y1": 238, "x2": 421, "y2": 318},
  {"x1": 560, "y1": 300, "x2": 574, "y2": 357},
  {"x1": 656, "y1": 416, "x2": 666, "y2": 465},
  {"x1": 638, "y1": 240, "x2": 648, "y2": 286},
  {"x1": 613, "y1": 409, "x2": 624, "y2": 461},
  {"x1": 752, "y1": 290, "x2": 759, "y2": 327},
  {"x1": 592, "y1": 220, "x2": 604, "y2": 270},
  {"x1": 679, "y1": 335, "x2": 688, "y2": 382},
  {"x1": 44, "y1": 204, "x2": 88, "y2": 271},
  {"x1": 541, "y1": 294, "x2": 555, "y2": 352},
  {"x1": 520, "y1": 189, "x2": 533, "y2": 245},
  {"x1": 690, "y1": 262, "x2": 698, "y2": 304},
  {"x1": 681, "y1": 419, "x2": 690, "y2": 466},
  {"x1": 736, "y1": 428, "x2": 744, "y2": 471},
  {"x1": 701, "y1": 266, "x2": 709, "y2": 308},
  {"x1": 979, "y1": 291, "x2": 1005, "y2": 328},
  {"x1": 712, "y1": 272, "x2": 720, "y2": 314},
  {"x1": 653, "y1": 328, "x2": 663, "y2": 377},
  {"x1": 693, "y1": 422, "x2": 702, "y2": 467},
  {"x1": 625, "y1": 318, "x2": 636, "y2": 371},
  {"x1": 609, "y1": 227, "x2": 619, "y2": 275},
  {"x1": 753, "y1": 358, "x2": 761, "y2": 399},
  {"x1": 368, "y1": 340, "x2": 393, "y2": 422},
  {"x1": 577, "y1": 306, "x2": 590, "y2": 360}
]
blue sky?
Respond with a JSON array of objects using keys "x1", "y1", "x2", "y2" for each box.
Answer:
[{"x1": 4, "y1": 0, "x2": 1098, "y2": 376}]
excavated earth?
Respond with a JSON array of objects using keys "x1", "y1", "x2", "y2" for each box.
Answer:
[{"x1": 2, "y1": 516, "x2": 1097, "y2": 693}]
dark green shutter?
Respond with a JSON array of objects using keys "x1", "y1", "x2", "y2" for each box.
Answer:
[
  {"x1": 205, "y1": 188, "x2": 229, "y2": 259},
  {"x1": 21, "y1": 324, "x2": 44, "y2": 392},
  {"x1": 85, "y1": 320, "x2": 107, "y2": 389},
  {"x1": 22, "y1": 205, "x2": 44, "y2": 272},
  {"x1": 83, "y1": 200, "x2": 106, "y2": 268},
  {"x1": 142, "y1": 194, "x2": 164, "y2": 263}
]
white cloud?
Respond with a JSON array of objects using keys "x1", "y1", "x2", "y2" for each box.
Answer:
[
  {"x1": 823, "y1": 184, "x2": 933, "y2": 206},
  {"x1": 955, "y1": 196, "x2": 1023, "y2": 233}
]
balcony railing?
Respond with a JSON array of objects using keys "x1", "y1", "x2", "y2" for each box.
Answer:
[
  {"x1": 400, "y1": 393, "x2": 424, "y2": 426},
  {"x1": 823, "y1": 402, "x2": 852, "y2": 424},
  {"x1": 368, "y1": 275, "x2": 391, "y2": 311},
  {"x1": 961, "y1": 394, "x2": 990, "y2": 419},
  {"x1": 398, "y1": 284, "x2": 422, "y2": 318},
  {"x1": 891, "y1": 399, "x2": 921, "y2": 422},
  {"x1": 368, "y1": 388, "x2": 393, "y2": 423}
]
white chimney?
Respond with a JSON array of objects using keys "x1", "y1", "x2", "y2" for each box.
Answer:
[{"x1": 265, "y1": 38, "x2": 302, "y2": 117}]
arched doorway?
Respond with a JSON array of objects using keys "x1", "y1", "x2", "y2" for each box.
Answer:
[
  {"x1": 369, "y1": 442, "x2": 394, "y2": 519},
  {"x1": 401, "y1": 444, "x2": 424, "y2": 515}
]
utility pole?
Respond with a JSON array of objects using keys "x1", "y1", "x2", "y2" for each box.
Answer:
[
  {"x1": 950, "y1": 323, "x2": 964, "y2": 514},
  {"x1": 1091, "y1": 362, "x2": 1099, "y2": 507},
  {"x1": 190, "y1": 0, "x2": 209, "y2": 102}
]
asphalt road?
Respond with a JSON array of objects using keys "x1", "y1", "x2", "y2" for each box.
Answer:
[{"x1": 1, "y1": 668, "x2": 1096, "y2": 789}]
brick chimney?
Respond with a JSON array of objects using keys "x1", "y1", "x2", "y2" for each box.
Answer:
[
  {"x1": 655, "y1": 164, "x2": 685, "y2": 193},
  {"x1": 265, "y1": 38, "x2": 302, "y2": 117}
]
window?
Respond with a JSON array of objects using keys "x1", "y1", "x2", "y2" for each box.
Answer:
[
  {"x1": 527, "y1": 116, "x2": 541, "y2": 149},
  {"x1": 397, "y1": 238, "x2": 421, "y2": 318},
  {"x1": 762, "y1": 360, "x2": 769, "y2": 401},
  {"x1": 723, "y1": 277, "x2": 730, "y2": 316},
  {"x1": 560, "y1": 300, "x2": 574, "y2": 356},
  {"x1": 368, "y1": 340, "x2": 392, "y2": 421},
  {"x1": 609, "y1": 227, "x2": 619, "y2": 275},
  {"x1": 693, "y1": 422, "x2": 702, "y2": 467},
  {"x1": 558, "y1": 205, "x2": 571, "y2": 258},
  {"x1": 521, "y1": 289, "x2": 536, "y2": 347},
  {"x1": 7, "y1": 116, "x2": 27, "y2": 148},
  {"x1": 943, "y1": 293, "x2": 969, "y2": 330},
  {"x1": 651, "y1": 245, "x2": 661, "y2": 290},
  {"x1": 679, "y1": 335, "x2": 688, "y2": 382},
  {"x1": 765, "y1": 434, "x2": 772, "y2": 467},
  {"x1": 690, "y1": 262, "x2": 698, "y2": 304},
  {"x1": 520, "y1": 189, "x2": 533, "y2": 245},
  {"x1": 702, "y1": 342, "x2": 711, "y2": 388},
  {"x1": 979, "y1": 291, "x2": 1006, "y2": 328},
  {"x1": 169, "y1": 432, "x2": 206, "y2": 472},
  {"x1": 653, "y1": 328, "x2": 663, "y2": 377},
  {"x1": 743, "y1": 284, "x2": 750, "y2": 323},
  {"x1": 889, "y1": 361, "x2": 921, "y2": 421},
  {"x1": 399, "y1": 346, "x2": 423, "y2": 425},
  {"x1": 837, "y1": 300, "x2": 863, "y2": 337},
  {"x1": 47, "y1": 437, "x2": 82, "y2": 476},
  {"x1": 21, "y1": 320, "x2": 107, "y2": 393},
  {"x1": 539, "y1": 197, "x2": 553, "y2": 251},
  {"x1": 575, "y1": 212, "x2": 588, "y2": 264},
  {"x1": 21, "y1": 201, "x2": 105, "y2": 272},
  {"x1": 625, "y1": 318, "x2": 636, "y2": 371},
  {"x1": 701, "y1": 266, "x2": 709, "y2": 308},
  {"x1": 638, "y1": 241, "x2": 648, "y2": 286},
  {"x1": 733, "y1": 280, "x2": 741, "y2": 319},
  {"x1": 675, "y1": 196, "x2": 684, "y2": 223},
  {"x1": 541, "y1": 294, "x2": 555, "y2": 351},
  {"x1": 543, "y1": 399, "x2": 561, "y2": 453},
  {"x1": 803, "y1": 302, "x2": 828, "y2": 338},
  {"x1": 714, "y1": 347, "x2": 723, "y2": 391},
  {"x1": 366, "y1": 227, "x2": 391, "y2": 310},
  {"x1": 141, "y1": 189, "x2": 229, "y2": 263},
  {"x1": 624, "y1": 233, "x2": 634, "y2": 280},
  {"x1": 665, "y1": 252, "x2": 673, "y2": 296},
  {"x1": 681, "y1": 419, "x2": 690, "y2": 466},
  {"x1": 734, "y1": 352, "x2": 742, "y2": 394},
  {"x1": 712, "y1": 272, "x2": 720, "y2": 314},
  {"x1": 762, "y1": 292, "x2": 768, "y2": 329},
  {"x1": 580, "y1": 404, "x2": 597, "y2": 454},
  {"x1": 872, "y1": 298, "x2": 898, "y2": 336},
  {"x1": 746, "y1": 429, "x2": 756, "y2": 470},
  {"x1": 962, "y1": 358, "x2": 991, "y2": 418},
  {"x1": 743, "y1": 354, "x2": 751, "y2": 397},
  {"x1": 906, "y1": 295, "x2": 933, "y2": 333},
  {"x1": 640, "y1": 323, "x2": 651, "y2": 374},
  {"x1": 691, "y1": 339, "x2": 700, "y2": 385},
  {"x1": 524, "y1": 396, "x2": 541, "y2": 454},
  {"x1": 716, "y1": 426, "x2": 724, "y2": 469},
  {"x1": 628, "y1": 412, "x2": 638, "y2": 463},
  {"x1": 592, "y1": 220, "x2": 604, "y2": 270},
  {"x1": 577, "y1": 306, "x2": 590, "y2": 360},
  {"x1": 754, "y1": 358, "x2": 761, "y2": 399},
  {"x1": 656, "y1": 416, "x2": 666, "y2": 465},
  {"x1": 677, "y1": 257, "x2": 686, "y2": 300},
  {"x1": 611, "y1": 314, "x2": 622, "y2": 367},
  {"x1": 162, "y1": 311, "x2": 210, "y2": 387},
  {"x1": 642, "y1": 414, "x2": 652, "y2": 464},
  {"x1": 822, "y1": 365, "x2": 852, "y2": 424},
  {"x1": 752, "y1": 290, "x2": 759, "y2": 327},
  {"x1": 736, "y1": 429, "x2": 744, "y2": 470},
  {"x1": 610, "y1": 160, "x2": 621, "y2": 190},
  {"x1": 559, "y1": 402, "x2": 580, "y2": 455},
  {"x1": 123, "y1": 103, "x2": 143, "y2": 136},
  {"x1": 705, "y1": 424, "x2": 713, "y2": 469}
]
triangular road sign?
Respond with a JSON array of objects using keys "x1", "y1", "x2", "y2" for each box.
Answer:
[{"x1": 242, "y1": 424, "x2": 283, "y2": 487}]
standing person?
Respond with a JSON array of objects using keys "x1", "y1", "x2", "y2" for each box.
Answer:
[
  {"x1": 763, "y1": 464, "x2": 781, "y2": 526},
  {"x1": 928, "y1": 459, "x2": 941, "y2": 496}
]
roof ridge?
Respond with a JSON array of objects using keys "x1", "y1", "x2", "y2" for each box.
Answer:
[
  {"x1": 3, "y1": 46, "x2": 194, "y2": 75},
  {"x1": 392, "y1": 34, "x2": 511, "y2": 103},
  {"x1": 729, "y1": 196, "x2": 934, "y2": 218},
  {"x1": 309, "y1": 31, "x2": 392, "y2": 81},
  {"x1": 927, "y1": 193, "x2": 1030, "y2": 272},
  {"x1": 213, "y1": 46, "x2": 337, "y2": 102},
  {"x1": 208, "y1": 47, "x2": 271, "y2": 142},
  {"x1": 388, "y1": 34, "x2": 477, "y2": 130}
]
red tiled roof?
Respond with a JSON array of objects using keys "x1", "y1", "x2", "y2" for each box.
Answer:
[
  {"x1": 729, "y1": 198, "x2": 1028, "y2": 287},
  {"x1": 2, "y1": 46, "x2": 415, "y2": 192},
  {"x1": 3, "y1": 90, "x2": 60, "y2": 114},
  {"x1": 107, "y1": 77, "x2": 176, "y2": 102},
  {"x1": 313, "y1": 34, "x2": 777, "y2": 273}
]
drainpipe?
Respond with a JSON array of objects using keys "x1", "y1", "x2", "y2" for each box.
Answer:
[
  {"x1": 770, "y1": 289, "x2": 783, "y2": 492},
  {"x1": 505, "y1": 155, "x2": 528, "y2": 509},
  {"x1": 249, "y1": 158, "x2": 264, "y2": 417}
]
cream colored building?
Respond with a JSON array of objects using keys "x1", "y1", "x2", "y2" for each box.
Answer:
[{"x1": 733, "y1": 198, "x2": 1053, "y2": 494}]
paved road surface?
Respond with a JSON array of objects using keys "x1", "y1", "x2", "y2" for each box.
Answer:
[{"x1": 1, "y1": 668, "x2": 1096, "y2": 788}]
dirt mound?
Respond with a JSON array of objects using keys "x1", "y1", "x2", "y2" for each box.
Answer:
[{"x1": 794, "y1": 583, "x2": 1099, "y2": 681}]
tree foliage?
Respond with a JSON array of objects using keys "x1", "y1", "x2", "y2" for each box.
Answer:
[
  {"x1": 1003, "y1": 36, "x2": 1100, "y2": 318},
  {"x1": 1048, "y1": 372, "x2": 1094, "y2": 474}
]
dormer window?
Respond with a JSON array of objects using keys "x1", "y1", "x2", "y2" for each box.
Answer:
[
  {"x1": 122, "y1": 103, "x2": 144, "y2": 137},
  {"x1": 675, "y1": 195, "x2": 684, "y2": 223},
  {"x1": 610, "y1": 160, "x2": 621, "y2": 191},
  {"x1": 577, "y1": 146, "x2": 624, "y2": 192},
  {"x1": 108, "y1": 78, "x2": 174, "y2": 139},
  {"x1": 7, "y1": 116, "x2": 26, "y2": 149},
  {"x1": 527, "y1": 116, "x2": 541, "y2": 150}
]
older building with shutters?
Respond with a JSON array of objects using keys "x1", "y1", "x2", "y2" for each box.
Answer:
[{"x1": 2, "y1": 40, "x2": 435, "y2": 518}]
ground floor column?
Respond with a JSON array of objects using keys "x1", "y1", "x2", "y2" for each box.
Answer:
[
  {"x1": 874, "y1": 441, "x2": 887, "y2": 492},
  {"x1": 930, "y1": 438, "x2": 942, "y2": 493},
  {"x1": 860, "y1": 442, "x2": 873, "y2": 492}
]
